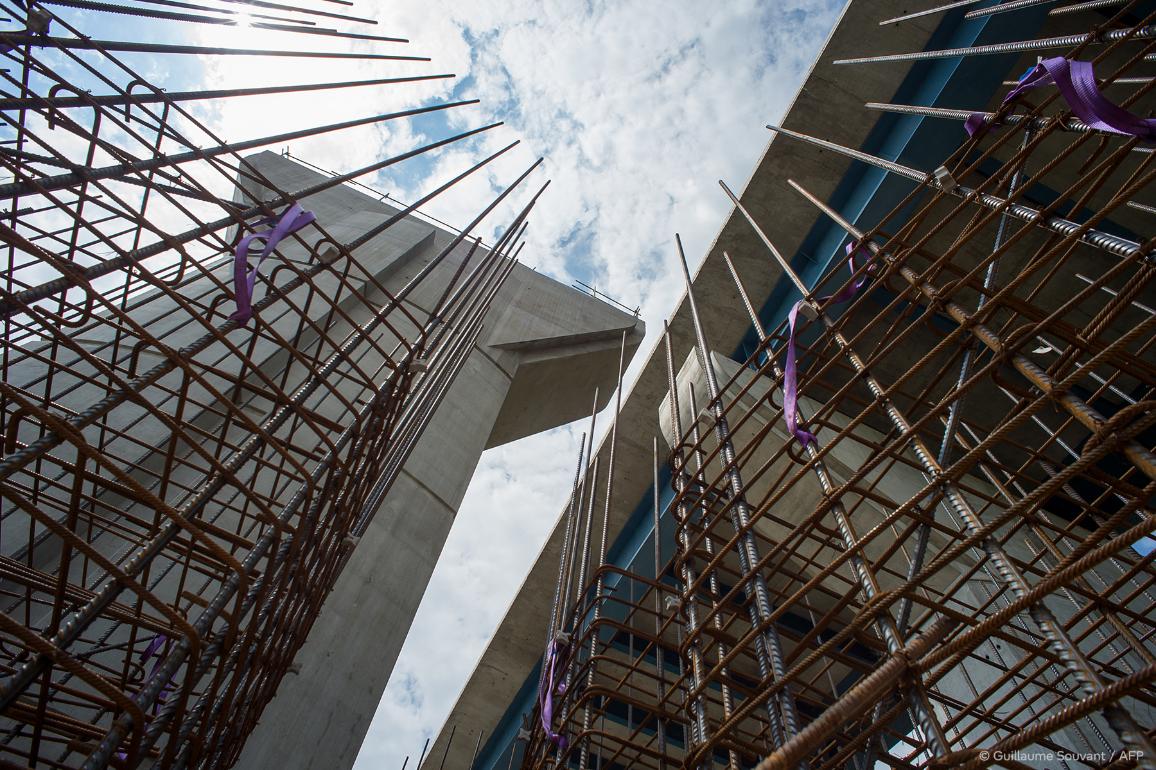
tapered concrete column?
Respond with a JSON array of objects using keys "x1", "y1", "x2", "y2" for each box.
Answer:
[{"x1": 230, "y1": 152, "x2": 644, "y2": 770}]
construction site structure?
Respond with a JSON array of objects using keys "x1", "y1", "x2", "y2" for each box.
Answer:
[
  {"x1": 0, "y1": 4, "x2": 642, "y2": 770},
  {"x1": 428, "y1": 1, "x2": 1156, "y2": 769}
]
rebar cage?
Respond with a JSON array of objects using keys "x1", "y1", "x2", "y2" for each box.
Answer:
[
  {"x1": 0, "y1": 2, "x2": 545, "y2": 767},
  {"x1": 525, "y1": 3, "x2": 1156, "y2": 769}
]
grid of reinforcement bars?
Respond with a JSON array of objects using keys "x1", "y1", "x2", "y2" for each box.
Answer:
[
  {"x1": 0, "y1": 1, "x2": 547, "y2": 767},
  {"x1": 524, "y1": 2, "x2": 1156, "y2": 769}
]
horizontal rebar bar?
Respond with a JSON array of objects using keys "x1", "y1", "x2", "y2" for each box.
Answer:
[
  {"x1": 1050, "y1": 0, "x2": 1129, "y2": 14},
  {"x1": 964, "y1": 0, "x2": 1063, "y2": 19},
  {"x1": 0, "y1": 73, "x2": 452, "y2": 112},
  {"x1": 878, "y1": 0, "x2": 983, "y2": 26},
  {"x1": 0, "y1": 32, "x2": 419, "y2": 58},
  {"x1": 836, "y1": 24, "x2": 1156, "y2": 65}
]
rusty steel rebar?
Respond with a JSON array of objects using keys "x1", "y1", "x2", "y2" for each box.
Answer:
[
  {"x1": 519, "y1": 4, "x2": 1156, "y2": 769},
  {"x1": 0, "y1": 1, "x2": 552, "y2": 767}
]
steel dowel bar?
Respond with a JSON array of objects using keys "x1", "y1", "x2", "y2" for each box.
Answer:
[
  {"x1": 0, "y1": 33, "x2": 422, "y2": 58},
  {"x1": 34, "y1": 0, "x2": 392, "y2": 37},
  {"x1": 964, "y1": 0, "x2": 1063, "y2": 18},
  {"x1": 0, "y1": 73, "x2": 452, "y2": 112},
  {"x1": 650, "y1": 437, "x2": 668, "y2": 770},
  {"x1": 1050, "y1": 0, "x2": 1129, "y2": 15},
  {"x1": 561, "y1": 394, "x2": 599, "y2": 631},
  {"x1": 0, "y1": 99, "x2": 474, "y2": 200},
  {"x1": 864, "y1": 101, "x2": 1131, "y2": 139},
  {"x1": 541, "y1": 429, "x2": 585, "y2": 703},
  {"x1": 355, "y1": 157, "x2": 545, "y2": 304},
  {"x1": 106, "y1": 0, "x2": 383, "y2": 25},
  {"x1": 578, "y1": 328, "x2": 627, "y2": 770},
  {"x1": 546, "y1": 433, "x2": 586, "y2": 650},
  {"x1": 1004, "y1": 75, "x2": 1154, "y2": 85},
  {"x1": 835, "y1": 24, "x2": 1156, "y2": 65},
  {"x1": 0, "y1": 121, "x2": 501, "y2": 320},
  {"x1": 0, "y1": 146, "x2": 245, "y2": 205},
  {"x1": 766, "y1": 123, "x2": 1151, "y2": 261},
  {"x1": 195, "y1": 0, "x2": 375, "y2": 24},
  {"x1": 562, "y1": 447, "x2": 599, "y2": 714},
  {"x1": 878, "y1": 0, "x2": 984, "y2": 26},
  {"x1": 64, "y1": 0, "x2": 321, "y2": 27},
  {"x1": 59, "y1": 0, "x2": 384, "y2": 25},
  {"x1": 660, "y1": 323, "x2": 712, "y2": 754}
]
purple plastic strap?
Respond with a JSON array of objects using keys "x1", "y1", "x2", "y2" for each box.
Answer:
[
  {"x1": 783, "y1": 242, "x2": 874, "y2": 448},
  {"x1": 141, "y1": 634, "x2": 171, "y2": 714},
  {"x1": 966, "y1": 57, "x2": 1156, "y2": 139},
  {"x1": 538, "y1": 638, "x2": 569, "y2": 750},
  {"x1": 784, "y1": 301, "x2": 818, "y2": 449},
  {"x1": 231, "y1": 204, "x2": 316, "y2": 325},
  {"x1": 115, "y1": 634, "x2": 172, "y2": 761}
]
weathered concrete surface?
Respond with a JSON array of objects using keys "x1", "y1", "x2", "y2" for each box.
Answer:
[
  {"x1": 424, "y1": 1, "x2": 957, "y2": 766},
  {"x1": 229, "y1": 152, "x2": 644, "y2": 770}
]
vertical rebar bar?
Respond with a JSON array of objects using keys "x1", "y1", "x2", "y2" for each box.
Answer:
[{"x1": 674, "y1": 233, "x2": 802, "y2": 749}]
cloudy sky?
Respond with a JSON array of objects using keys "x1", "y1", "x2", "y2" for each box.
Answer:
[{"x1": 17, "y1": 0, "x2": 841, "y2": 765}]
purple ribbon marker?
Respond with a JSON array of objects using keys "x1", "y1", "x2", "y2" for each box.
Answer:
[
  {"x1": 966, "y1": 56, "x2": 1156, "y2": 140},
  {"x1": 783, "y1": 242, "x2": 875, "y2": 448},
  {"x1": 115, "y1": 634, "x2": 172, "y2": 762},
  {"x1": 140, "y1": 634, "x2": 173, "y2": 716},
  {"x1": 538, "y1": 638, "x2": 569, "y2": 750},
  {"x1": 231, "y1": 204, "x2": 316, "y2": 325}
]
